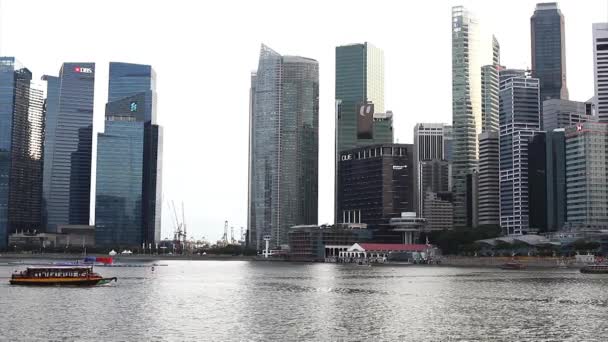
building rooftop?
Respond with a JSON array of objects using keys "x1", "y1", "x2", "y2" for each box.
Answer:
[{"x1": 358, "y1": 243, "x2": 431, "y2": 252}]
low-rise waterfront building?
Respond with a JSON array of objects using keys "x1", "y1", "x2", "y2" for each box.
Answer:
[{"x1": 288, "y1": 224, "x2": 371, "y2": 261}]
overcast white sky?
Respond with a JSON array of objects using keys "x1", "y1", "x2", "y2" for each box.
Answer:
[{"x1": 0, "y1": 0, "x2": 607, "y2": 242}]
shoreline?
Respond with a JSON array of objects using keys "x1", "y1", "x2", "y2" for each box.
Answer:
[
  {"x1": 0, "y1": 253, "x2": 588, "y2": 269},
  {"x1": 0, "y1": 253, "x2": 253, "y2": 262}
]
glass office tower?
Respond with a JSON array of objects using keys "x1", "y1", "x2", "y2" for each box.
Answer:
[
  {"x1": 0, "y1": 58, "x2": 45, "y2": 249},
  {"x1": 248, "y1": 45, "x2": 319, "y2": 249},
  {"x1": 42, "y1": 63, "x2": 95, "y2": 232},
  {"x1": 95, "y1": 62, "x2": 162, "y2": 247},
  {"x1": 531, "y1": 2, "x2": 568, "y2": 102},
  {"x1": 451, "y1": 6, "x2": 493, "y2": 227},
  {"x1": 499, "y1": 73, "x2": 540, "y2": 235}
]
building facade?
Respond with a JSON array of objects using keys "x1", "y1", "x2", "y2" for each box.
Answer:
[
  {"x1": 543, "y1": 99, "x2": 593, "y2": 132},
  {"x1": 499, "y1": 73, "x2": 540, "y2": 235},
  {"x1": 481, "y1": 36, "x2": 501, "y2": 133},
  {"x1": 413, "y1": 123, "x2": 451, "y2": 215},
  {"x1": 565, "y1": 123, "x2": 608, "y2": 228},
  {"x1": 531, "y1": 2, "x2": 569, "y2": 102},
  {"x1": 337, "y1": 144, "x2": 413, "y2": 228},
  {"x1": 593, "y1": 23, "x2": 608, "y2": 122},
  {"x1": 528, "y1": 132, "x2": 547, "y2": 231},
  {"x1": 335, "y1": 42, "x2": 387, "y2": 154},
  {"x1": 546, "y1": 129, "x2": 566, "y2": 231},
  {"x1": 95, "y1": 62, "x2": 162, "y2": 247},
  {"x1": 248, "y1": 45, "x2": 319, "y2": 249},
  {"x1": 42, "y1": 63, "x2": 95, "y2": 233},
  {"x1": 477, "y1": 131, "x2": 500, "y2": 226},
  {"x1": 451, "y1": 6, "x2": 493, "y2": 227},
  {"x1": 0, "y1": 58, "x2": 45, "y2": 249},
  {"x1": 423, "y1": 192, "x2": 454, "y2": 231}
]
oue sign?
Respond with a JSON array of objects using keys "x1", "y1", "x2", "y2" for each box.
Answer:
[{"x1": 341, "y1": 154, "x2": 353, "y2": 161}]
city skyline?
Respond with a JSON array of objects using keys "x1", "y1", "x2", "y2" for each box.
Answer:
[{"x1": 0, "y1": 0, "x2": 606, "y2": 241}]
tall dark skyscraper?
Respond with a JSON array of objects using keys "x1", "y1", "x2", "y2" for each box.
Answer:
[
  {"x1": 42, "y1": 63, "x2": 95, "y2": 232},
  {"x1": 95, "y1": 62, "x2": 162, "y2": 247},
  {"x1": 248, "y1": 45, "x2": 319, "y2": 249},
  {"x1": 531, "y1": 2, "x2": 568, "y2": 103},
  {"x1": 0, "y1": 58, "x2": 45, "y2": 249},
  {"x1": 335, "y1": 42, "x2": 393, "y2": 223}
]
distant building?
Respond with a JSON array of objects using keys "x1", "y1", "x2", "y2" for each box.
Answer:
[
  {"x1": 288, "y1": 224, "x2": 371, "y2": 261},
  {"x1": 593, "y1": 23, "x2": 608, "y2": 122},
  {"x1": 95, "y1": 62, "x2": 162, "y2": 248},
  {"x1": 543, "y1": 99, "x2": 594, "y2": 131},
  {"x1": 528, "y1": 132, "x2": 547, "y2": 231},
  {"x1": 413, "y1": 123, "x2": 451, "y2": 215},
  {"x1": 531, "y1": 2, "x2": 569, "y2": 102},
  {"x1": 248, "y1": 45, "x2": 319, "y2": 249},
  {"x1": 43, "y1": 63, "x2": 96, "y2": 233},
  {"x1": 546, "y1": 129, "x2": 566, "y2": 231},
  {"x1": 565, "y1": 122, "x2": 608, "y2": 229},
  {"x1": 451, "y1": 6, "x2": 494, "y2": 227},
  {"x1": 499, "y1": 72, "x2": 540, "y2": 235},
  {"x1": 335, "y1": 42, "x2": 392, "y2": 223},
  {"x1": 423, "y1": 192, "x2": 454, "y2": 231},
  {"x1": 388, "y1": 212, "x2": 429, "y2": 244},
  {"x1": 0, "y1": 58, "x2": 44, "y2": 249},
  {"x1": 477, "y1": 131, "x2": 500, "y2": 226},
  {"x1": 481, "y1": 36, "x2": 501, "y2": 133},
  {"x1": 337, "y1": 144, "x2": 413, "y2": 229},
  {"x1": 335, "y1": 42, "x2": 388, "y2": 154}
]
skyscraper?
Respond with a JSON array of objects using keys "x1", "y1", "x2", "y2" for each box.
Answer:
[
  {"x1": 335, "y1": 42, "x2": 392, "y2": 223},
  {"x1": 477, "y1": 131, "x2": 500, "y2": 226},
  {"x1": 565, "y1": 123, "x2": 608, "y2": 228},
  {"x1": 42, "y1": 63, "x2": 95, "y2": 232},
  {"x1": 499, "y1": 72, "x2": 540, "y2": 235},
  {"x1": 528, "y1": 133, "x2": 547, "y2": 231},
  {"x1": 531, "y1": 2, "x2": 568, "y2": 102},
  {"x1": 481, "y1": 36, "x2": 501, "y2": 133},
  {"x1": 593, "y1": 23, "x2": 608, "y2": 122},
  {"x1": 335, "y1": 42, "x2": 387, "y2": 154},
  {"x1": 543, "y1": 99, "x2": 594, "y2": 131},
  {"x1": 0, "y1": 58, "x2": 45, "y2": 249},
  {"x1": 413, "y1": 123, "x2": 451, "y2": 215},
  {"x1": 451, "y1": 6, "x2": 493, "y2": 227},
  {"x1": 546, "y1": 129, "x2": 566, "y2": 231},
  {"x1": 95, "y1": 62, "x2": 162, "y2": 247},
  {"x1": 248, "y1": 45, "x2": 319, "y2": 249}
]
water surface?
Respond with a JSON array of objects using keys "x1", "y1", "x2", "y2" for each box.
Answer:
[{"x1": 1, "y1": 260, "x2": 608, "y2": 341}]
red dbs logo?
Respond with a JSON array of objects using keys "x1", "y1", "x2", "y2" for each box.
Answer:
[{"x1": 74, "y1": 67, "x2": 80, "y2": 72}]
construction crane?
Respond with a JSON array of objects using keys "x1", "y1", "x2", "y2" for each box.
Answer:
[
  {"x1": 169, "y1": 200, "x2": 188, "y2": 254},
  {"x1": 222, "y1": 221, "x2": 229, "y2": 246}
]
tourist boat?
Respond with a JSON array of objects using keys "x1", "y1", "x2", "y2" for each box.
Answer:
[
  {"x1": 499, "y1": 262, "x2": 526, "y2": 270},
  {"x1": 580, "y1": 264, "x2": 608, "y2": 274},
  {"x1": 9, "y1": 266, "x2": 117, "y2": 286}
]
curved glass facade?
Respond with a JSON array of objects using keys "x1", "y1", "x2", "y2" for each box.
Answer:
[
  {"x1": 42, "y1": 63, "x2": 95, "y2": 232},
  {"x1": 248, "y1": 45, "x2": 319, "y2": 249}
]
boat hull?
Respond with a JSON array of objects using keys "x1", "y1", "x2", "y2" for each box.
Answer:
[
  {"x1": 10, "y1": 277, "x2": 117, "y2": 286},
  {"x1": 580, "y1": 267, "x2": 608, "y2": 274}
]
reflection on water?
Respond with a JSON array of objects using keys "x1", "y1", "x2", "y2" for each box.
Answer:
[{"x1": 1, "y1": 261, "x2": 608, "y2": 341}]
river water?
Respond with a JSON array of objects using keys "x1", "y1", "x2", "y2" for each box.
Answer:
[{"x1": 1, "y1": 260, "x2": 608, "y2": 341}]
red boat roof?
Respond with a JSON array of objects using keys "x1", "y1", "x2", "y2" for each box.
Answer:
[{"x1": 358, "y1": 243, "x2": 431, "y2": 252}]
